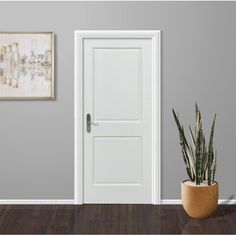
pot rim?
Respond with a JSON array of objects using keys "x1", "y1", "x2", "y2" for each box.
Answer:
[{"x1": 182, "y1": 179, "x2": 218, "y2": 188}]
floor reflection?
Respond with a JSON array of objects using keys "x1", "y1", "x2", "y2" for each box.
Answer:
[
  {"x1": 0, "y1": 205, "x2": 235, "y2": 234},
  {"x1": 182, "y1": 205, "x2": 236, "y2": 234}
]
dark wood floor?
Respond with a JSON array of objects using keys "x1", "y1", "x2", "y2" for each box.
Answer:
[{"x1": 0, "y1": 204, "x2": 235, "y2": 234}]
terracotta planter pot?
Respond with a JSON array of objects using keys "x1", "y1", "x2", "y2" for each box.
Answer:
[{"x1": 181, "y1": 180, "x2": 219, "y2": 218}]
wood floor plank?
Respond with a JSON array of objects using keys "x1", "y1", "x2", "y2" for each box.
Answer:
[{"x1": 0, "y1": 205, "x2": 234, "y2": 234}]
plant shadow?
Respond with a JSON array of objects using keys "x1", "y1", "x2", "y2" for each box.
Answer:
[
  {"x1": 181, "y1": 195, "x2": 236, "y2": 234},
  {"x1": 210, "y1": 194, "x2": 236, "y2": 218}
]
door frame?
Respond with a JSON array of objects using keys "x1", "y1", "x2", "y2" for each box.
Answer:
[{"x1": 74, "y1": 30, "x2": 161, "y2": 204}]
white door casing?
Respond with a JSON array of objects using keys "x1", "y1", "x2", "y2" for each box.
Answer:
[{"x1": 74, "y1": 31, "x2": 161, "y2": 204}]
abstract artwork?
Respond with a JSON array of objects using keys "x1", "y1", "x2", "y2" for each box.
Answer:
[{"x1": 0, "y1": 32, "x2": 54, "y2": 99}]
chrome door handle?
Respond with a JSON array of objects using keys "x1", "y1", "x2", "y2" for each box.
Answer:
[
  {"x1": 86, "y1": 114, "x2": 98, "y2": 133},
  {"x1": 87, "y1": 114, "x2": 91, "y2": 133}
]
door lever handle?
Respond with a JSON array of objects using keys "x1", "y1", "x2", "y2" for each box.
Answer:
[
  {"x1": 90, "y1": 121, "x2": 98, "y2": 125},
  {"x1": 86, "y1": 114, "x2": 98, "y2": 133}
]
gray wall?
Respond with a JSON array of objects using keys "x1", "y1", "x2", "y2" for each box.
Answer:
[{"x1": 0, "y1": 1, "x2": 235, "y2": 199}]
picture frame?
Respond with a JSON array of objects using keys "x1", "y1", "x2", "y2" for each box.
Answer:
[{"x1": 0, "y1": 32, "x2": 54, "y2": 99}]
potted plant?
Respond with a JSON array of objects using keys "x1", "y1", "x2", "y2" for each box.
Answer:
[{"x1": 172, "y1": 104, "x2": 218, "y2": 218}]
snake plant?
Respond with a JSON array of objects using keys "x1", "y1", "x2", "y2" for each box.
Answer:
[{"x1": 172, "y1": 104, "x2": 217, "y2": 185}]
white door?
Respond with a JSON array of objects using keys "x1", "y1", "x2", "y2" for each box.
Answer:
[{"x1": 75, "y1": 31, "x2": 161, "y2": 204}]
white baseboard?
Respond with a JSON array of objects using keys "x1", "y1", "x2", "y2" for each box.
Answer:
[
  {"x1": 0, "y1": 199, "x2": 74, "y2": 204},
  {"x1": 161, "y1": 199, "x2": 182, "y2": 204},
  {"x1": 161, "y1": 199, "x2": 236, "y2": 205},
  {"x1": 0, "y1": 199, "x2": 234, "y2": 205}
]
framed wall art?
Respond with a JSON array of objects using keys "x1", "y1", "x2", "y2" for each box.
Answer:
[{"x1": 0, "y1": 32, "x2": 54, "y2": 99}]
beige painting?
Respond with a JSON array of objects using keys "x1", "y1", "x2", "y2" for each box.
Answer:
[{"x1": 0, "y1": 32, "x2": 54, "y2": 99}]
